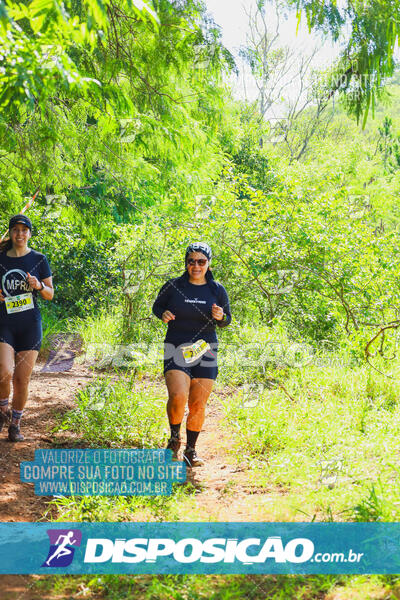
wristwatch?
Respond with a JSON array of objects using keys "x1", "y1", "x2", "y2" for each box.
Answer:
[{"x1": 39, "y1": 281, "x2": 45, "y2": 291}]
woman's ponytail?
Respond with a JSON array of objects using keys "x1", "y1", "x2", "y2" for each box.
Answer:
[{"x1": 0, "y1": 238, "x2": 12, "y2": 253}]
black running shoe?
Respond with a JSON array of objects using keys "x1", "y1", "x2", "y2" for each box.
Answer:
[
  {"x1": 183, "y1": 447, "x2": 204, "y2": 467},
  {"x1": 166, "y1": 435, "x2": 181, "y2": 460},
  {"x1": 8, "y1": 423, "x2": 24, "y2": 442},
  {"x1": 0, "y1": 409, "x2": 11, "y2": 432}
]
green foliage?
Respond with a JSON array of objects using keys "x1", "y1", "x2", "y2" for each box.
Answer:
[
  {"x1": 6, "y1": 2, "x2": 400, "y2": 598},
  {"x1": 32, "y1": 573, "x2": 343, "y2": 600},
  {"x1": 0, "y1": 0, "x2": 233, "y2": 218},
  {"x1": 31, "y1": 573, "x2": 400, "y2": 599},
  {"x1": 47, "y1": 481, "x2": 196, "y2": 522},
  {"x1": 54, "y1": 238, "x2": 121, "y2": 317},
  {"x1": 32, "y1": 213, "x2": 122, "y2": 317},
  {"x1": 223, "y1": 344, "x2": 400, "y2": 520},
  {"x1": 289, "y1": 0, "x2": 400, "y2": 124},
  {"x1": 0, "y1": 0, "x2": 158, "y2": 118},
  {"x1": 54, "y1": 374, "x2": 167, "y2": 447},
  {"x1": 96, "y1": 113, "x2": 400, "y2": 350},
  {"x1": 376, "y1": 116, "x2": 400, "y2": 172}
]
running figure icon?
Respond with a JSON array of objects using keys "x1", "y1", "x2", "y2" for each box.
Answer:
[{"x1": 45, "y1": 531, "x2": 77, "y2": 566}]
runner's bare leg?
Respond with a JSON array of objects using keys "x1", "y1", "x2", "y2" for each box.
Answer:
[
  {"x1": 0, "y1": 343, "x2": 14, "y2": 401},
  {"x1": 165, "y1": 369, "x2": 191, "y2": 424},
  {"x1": 187, "y1": 377, "x2": 214, "y2": 431},
  {"x1": 12, "y1": 350, "x2": 38, "y2": 411}
]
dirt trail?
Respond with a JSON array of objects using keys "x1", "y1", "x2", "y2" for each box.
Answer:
[
  {"x1": 183, "y1": 387, "x2": 272, "y2": 521},
  {"x1": 0, "y1": 361, "x2": 93, "y2": 521},
  {"x1": 0, "y1": 365, "x2": 272, "y2": 522},
  {"x1": 0, "y1": 365, "x2": 276, "y2": 599}
]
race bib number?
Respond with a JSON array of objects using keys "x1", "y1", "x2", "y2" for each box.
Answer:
[
  {"x1": 181, "y1": 339, "x2": 210, "y2": 364},
  {"x1": 5, "y1": 292, "x2": 34, "y2": 314}
]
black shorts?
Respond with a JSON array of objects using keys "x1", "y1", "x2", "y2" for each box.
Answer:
[
  {"x1": 0, "y1": 318, "x2": 42, "y2": 352},
  {"x1": 163, "y1": 341, "x2": 218, "y2": 380}
]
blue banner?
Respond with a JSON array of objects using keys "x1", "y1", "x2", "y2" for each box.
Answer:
[{"x1": 0, "y1": 522, "x2": 400, "y2": 574}]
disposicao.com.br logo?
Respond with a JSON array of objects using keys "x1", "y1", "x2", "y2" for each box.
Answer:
[
  {"x1": 82, "y1": 536, "x2": 363, "y2": 565},
  {"x1": 39, "y1": 530, "x2": 365, "y2": 570}
]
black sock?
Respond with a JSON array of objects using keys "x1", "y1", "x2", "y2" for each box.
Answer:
[
  {"x1": 186, "y1": 429, "x2": 200, "y2": 449},
  {"x1": 170, "y1": 423, "x2": 181, "y2": 438}
]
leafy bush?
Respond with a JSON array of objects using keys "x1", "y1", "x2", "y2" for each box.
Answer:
[
  {"x1": 33, "y1": 215, "x2": 122, "y2": 318},
  {"x1": 54, "y1": 375, "x2": 167, "y2": 447}
]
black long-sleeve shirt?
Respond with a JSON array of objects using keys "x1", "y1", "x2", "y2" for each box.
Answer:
[{"x1": 152, "y1": 272, "x2": 231, "y2": 345}]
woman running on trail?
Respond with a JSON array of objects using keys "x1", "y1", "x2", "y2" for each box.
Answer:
[
  {"x1": 152, "y1": 242, "x2": 231, "y2": 467},
  {"x1": 0, "y1": 214, "x2": 53, "y2": 442}
]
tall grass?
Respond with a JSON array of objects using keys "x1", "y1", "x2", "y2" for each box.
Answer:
[
  {"x1": 53, "y1": 374, "x2": 167, "y2": 447},
  {"x1": 32, "y1": 573, "x2": 400, "y2": 600},
  {"x1": 223, "y1": 349, "x2": 400, "y2": 521},
  {"x1": 46, "y1": 482, "x2": 197, "y2": 523}
]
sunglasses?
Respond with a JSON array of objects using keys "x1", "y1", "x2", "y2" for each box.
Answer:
[{"x1": 187, "y1": 258, "x2": 207, "y2": 266}]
